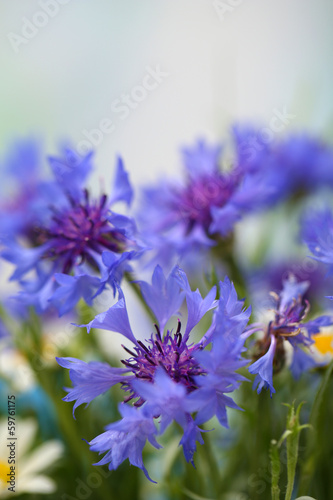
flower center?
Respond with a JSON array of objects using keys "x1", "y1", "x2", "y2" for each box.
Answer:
[
  {"x1": 176, "y1": 173, "x2": 237, "y2": 229},
  {"x1": 121, "y1": 322, "x2": 205, "y2": 406},
  {"x1": 35, "y1": 190, "x2": 127, "y2": 273}
]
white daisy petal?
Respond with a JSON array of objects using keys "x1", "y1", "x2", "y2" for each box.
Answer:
[
  {"x1": 16, "y1": 475, "x2": 56, "y2": 494},
  {"x1": 19, "y1": 441, "x2": 64, "y2": 477}
]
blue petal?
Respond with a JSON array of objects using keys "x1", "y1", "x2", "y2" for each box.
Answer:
[
  {"x1": 48, "y1": 148, "x2": 94, "y2": 200},
  {"x1": 109, "y1": 157, "x2": 134, "y2": 206},
  {"x1": 132, "y1": 367, "x2": 187, "y2": 433},
  {"x1": 279, "y1": 275, "x2": 309, "y2": 311},
  {"x1": 301, "y1": 208, "x2": 333, "y2": 268},
  {"x1": 136, "y1": 265, "x2": 185, "y2": 332},
  {"x1": 181, "y1": 139, "x2": 222, "y2": 178},
  {"x1": 179, "y1": 418, "x2": 204, "y2": 467},
  {"x1": 89, "y1": 404, "x2": 160, "y2": 482},
  {"x1": 303, "y1": 315, "x2": 333, "y2": 335},
  {"x1": 56, "y1": 357, "x2": 128, "y2": 417},
  {"x1": 209, "y1": 204, "x2": 242, "y2": 236},
  {"x1": 2, "y1": 242, "x2": 52, "y2": 281},
  {"x1": 79, "y1": 291, "x2": 138, "y2": 345},
  {"x1": 289, "y1": 348, "x2": 318, "y2": 380},
  {"x1": 248, "y1": 335, "x2": 277, "y2": 397},
  {"x1": 51, "y1": 273, "x2": 100, "y2": 316},
  {"x1": 172, "y1": 266, "x2": 217, "y2": 341}
]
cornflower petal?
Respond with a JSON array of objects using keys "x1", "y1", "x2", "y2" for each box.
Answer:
[
  {"x1": 89, "y1": 404, "x2": 160, "y2": 483},
  {"x1": 249, "y1": 335, "x2": 277, "y2": 397},
  {"x1": 109, "y1": 156, "x2": 134, "y2": 206},
  {"x1": 172, "y1": 266, "x2": 217, "y2": 341},
  {"x1": 137, "y1": 265, "x2": 185, "y2": 331},
  {"x1": 56, "y1": 357, "x2": 128, "y2": 417},
  {"x1": 78, "y1": 290, "x2": 138, "y2": 345}
]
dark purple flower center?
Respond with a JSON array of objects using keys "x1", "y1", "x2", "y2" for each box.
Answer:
[
  {"x1": 175, "y1": 172, "x2": 238, "y2": 230},
  {"x1": 120, "y1": 322, "x2": 205, "y2": 406},
  {"x1": 271, "y1": 295, "x2": 309, "y2": 337},
  {"x1": 35, "y1": 190, "x2": 127, "y2": 273}
]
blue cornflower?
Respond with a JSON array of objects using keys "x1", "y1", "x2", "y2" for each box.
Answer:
[
  {"x1": 248, "y1": 275, "x2": 333, "y2": 396},
  {"x1": 137, "y1": 138, "x2": 278, "y2": 266},
  {"x1": 1, "y1": 148, "x2": 139, "y2": 315},
  {"x1": 57, "y1": 265, "x2": 251, "y2": 481}
]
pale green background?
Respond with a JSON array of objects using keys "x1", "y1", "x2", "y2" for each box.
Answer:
[{"x1": 0, "y1": 0, "x2": 333, "y2": 185}]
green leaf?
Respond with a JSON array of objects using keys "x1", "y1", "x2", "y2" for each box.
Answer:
[{"x1": 309, "y1": 360, "x2": 333, "y2": 428}]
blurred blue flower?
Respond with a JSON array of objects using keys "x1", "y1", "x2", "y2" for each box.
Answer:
[
  {"x1": 57, "y1": 265, "x2": 251, "y2": 480},
  {"x1": 249, "y1": 275, "x2": 333, "y2": 395},
  {"x1": 233, "y1": 125, "x2": 333, "y2": 197},
  {"x1": 137, "y1": 138, "x2": 279, "y2": 266},
  {"x1": 1, "y1": 148, "x2": 140, "y2": 315}
]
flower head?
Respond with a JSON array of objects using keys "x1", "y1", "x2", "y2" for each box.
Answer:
[
  {"x1": 57, "y1": 265, "x2": 251, "y2": 480},
  {"x1": 137, "y1": 138, "x2": 278, "y2": 266},
  {"x1": 1, "y1": 150, "x2": 138, "y2": 315},
  {"x1": 249, "y1": 275, "x2": 333, "y2": 395}
]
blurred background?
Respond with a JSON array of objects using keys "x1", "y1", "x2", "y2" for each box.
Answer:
[{"x1": 1, "y1": 0, "x2": 333, "y2": 186}]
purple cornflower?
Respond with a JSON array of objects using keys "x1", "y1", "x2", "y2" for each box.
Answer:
[
  {"x1": 1, "y1": 148, "x2": 138, "y2": 315},
  {"x1": 248, "y1": 275, "x2": 333, "y2": 396},
  {"x1": 137, "y1": 138, "x2": 278, "y2": 266},
  {"x1": 57, "y1": 265, "x2": 252, "y2": 481}
]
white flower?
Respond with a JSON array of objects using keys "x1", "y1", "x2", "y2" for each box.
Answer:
[{"x1": 0, "y1": 418, "x2": 64, "y2": 497}]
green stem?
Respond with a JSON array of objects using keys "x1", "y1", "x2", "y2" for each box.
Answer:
[
  {"x1": 270, "y1": 440, "x2": 281, "y2": 500},
  {"x1": 285, "y1": 432, "x2": 297, "y2": 500}
]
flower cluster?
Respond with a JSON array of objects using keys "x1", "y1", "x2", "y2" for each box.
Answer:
[
  {"x1": 2, "y1": 130, "x2": 333, "y2": 491},
  {"x1": 137, "y1": 129, "x2": 333, "y2": 267},
  {"x1": 57, "y1": 265, "x2": 252, "y2": 480}
]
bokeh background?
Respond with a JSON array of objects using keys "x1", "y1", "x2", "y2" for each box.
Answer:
[{"x1": 1, "y1": 0, "x2": 333, "y2": 186}]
